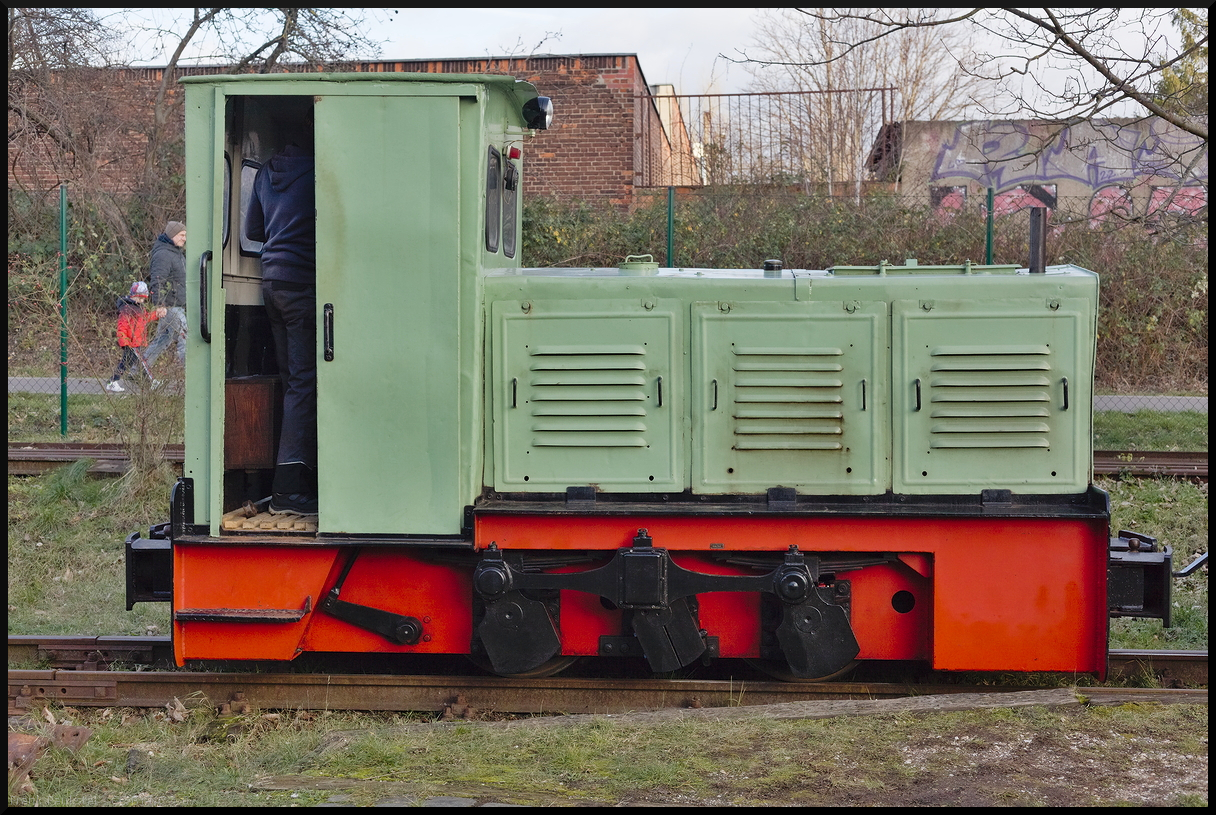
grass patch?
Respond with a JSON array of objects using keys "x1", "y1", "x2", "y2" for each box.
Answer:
[
  {"x1": 1094, "y1": 410, "x2": 1208, "y2": 452},
  {"x1": 7, "y1": 392, "x2": 125, "y2": 443},
  {"x1": 7, "y1": 461, "x2": 173, "y2": 637},
  {"x1": 8, "y1": 703, "x2": 1208, "y2": 806},
  {"x1": 8, "y1": 382, "x2": 185, "y2": 447},
  {"x1": 1102, "y1": 476, "x2": 1209, "y2": 650}
]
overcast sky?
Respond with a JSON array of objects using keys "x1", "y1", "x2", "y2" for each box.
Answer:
[
  {"x1": 107, "y1": 7, "x2": 764, "y2": 95},
  {"x1": 105, "y1": 7, "x2": 1185, "y2": 114},
  {"x1": 371, "y1": 8, "x2": 761, "y2": 94}
]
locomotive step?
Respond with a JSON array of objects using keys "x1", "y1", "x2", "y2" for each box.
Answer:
[{"x1": 220, "y1": 507, "x2": 317, "y2": 533}]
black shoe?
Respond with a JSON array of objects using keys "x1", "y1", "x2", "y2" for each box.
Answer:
[
  {"x1": 272, "y1": 462, "x2": 313, "y2": 496},
  {"x1": 269, "y1": 493, "x2": 318, "y2": 516}
]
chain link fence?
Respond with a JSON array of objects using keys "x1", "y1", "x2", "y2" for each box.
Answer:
[
  {"x1": 8, "y1": 289, "x2": 186, "y2": 445},
  {"x1": 9, "y1": 238, "x2": 186, "y2": 443}
]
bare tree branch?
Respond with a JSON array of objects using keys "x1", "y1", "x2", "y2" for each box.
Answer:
[
  {"x1": 999, "y1": 7, "x2": 1206, "y2": 139},
  {"x1": 8, "y1": 7, "x2": 393, "y2": 306},
  {"x1": 144, "y1": 8, "x2": 224, "y2": 187},
  {"x1": 736, "y1": 9, "x2": 992, "y2": 194},
  {"x1": 730, "y1": 8, "x2": 1207, "y2": 143}
]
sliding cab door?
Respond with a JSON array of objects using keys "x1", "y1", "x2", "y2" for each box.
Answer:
[{"x1": 314, "y1": 94, "x2": 463, "y2": 534}]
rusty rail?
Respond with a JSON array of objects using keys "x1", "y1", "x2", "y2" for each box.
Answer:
[
  {"x1": 8, "y1": 667, "x2": 1206, "y2": 718},
  {"x1": 9, "y1": 636, "x2": 1206, "y2": 716},
  {"x1": 4, "y1": 669, "x2": 943, "y2": 716},
  {"x1": 12, "y1": 637, "x2": 1206, "y2": 685},
  {"x1": 8, "y1": 442, "x2": 184, "y2": 476},
  {"x1": 1092, "y1": 450, "x2": 1207, "y2": 479}
]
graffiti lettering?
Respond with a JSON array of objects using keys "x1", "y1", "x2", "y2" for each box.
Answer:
[{"x1": 927, "y1": 119, "x2": 1207, "y2": 223}]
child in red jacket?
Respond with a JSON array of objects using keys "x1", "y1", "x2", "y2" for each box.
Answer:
[{"x1": 105, "y1": 281, "x2": 166, "y2": 393}]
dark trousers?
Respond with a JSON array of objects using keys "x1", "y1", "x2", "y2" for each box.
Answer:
[
  {"x1": 262, "y1": 280, "x2": 317, "y2": 493},
  {"x1": 110, "y1": 346, "x2": 149, "y2": 381}
]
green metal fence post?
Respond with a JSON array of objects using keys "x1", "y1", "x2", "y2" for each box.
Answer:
[
  {"x1": 59, "y1": 184, "x2": 68, "y2": 436},
  {"x1": 985, "y1": 187, "x2": 994, "y2": 265},
  {"x1": 667, "y1": 186, "x2": 675, "y2": 267}
]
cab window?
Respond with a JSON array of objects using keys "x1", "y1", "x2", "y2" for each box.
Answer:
[{"x1": 485, "y1": 146, "x2": 502, "y2": 253}]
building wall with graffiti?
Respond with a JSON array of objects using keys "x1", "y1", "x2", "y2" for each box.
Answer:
[{"x1": 869, "y1": 117, "x2": 1207, "y2": 225}]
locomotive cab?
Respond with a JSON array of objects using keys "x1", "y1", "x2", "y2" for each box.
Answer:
[{"x1": 185, "y1": 75, "x2": 541, "y2": 536}]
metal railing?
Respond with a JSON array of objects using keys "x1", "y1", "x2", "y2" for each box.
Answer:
[{"x1": 635, "y1": 87, "x2": 898, "y2": 190}]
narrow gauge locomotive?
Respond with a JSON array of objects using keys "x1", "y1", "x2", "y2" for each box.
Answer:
[{"x1": 126, "y1": 72, "x2": 1172, "y2": 681}]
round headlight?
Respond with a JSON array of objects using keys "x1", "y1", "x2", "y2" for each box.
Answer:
[{"x1": 523, "y1": 96, "x2": 554, "y2": 130}]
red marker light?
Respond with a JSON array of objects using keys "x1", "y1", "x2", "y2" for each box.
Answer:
[{"x1": 508, "y1": 147, "x2": 521, "y2": 160}]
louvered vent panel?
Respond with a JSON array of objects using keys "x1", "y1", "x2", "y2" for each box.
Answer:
[
  {"x1": 732, "y1": 346, "x2": 844, "y2": 450},
  {"x1": 928, "y1": 345, "x2": 1052, "y2": 448},
  {"x1": 529, "y1": 345, "x2": 648, "y2": 447}
]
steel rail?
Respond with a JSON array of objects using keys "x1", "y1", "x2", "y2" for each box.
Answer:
[
  {"x1": 1093, "y1": 450, "x2": 1208, "y2": 479},
  {"x1": 8, "y1": 442, "x2": 184, "y2": 476},
  {"x1": 7, "y1": 668, "x2": 1207, "y2": 718},
  {"x1": 9, "y1": 637, "x2": 1206, "y2": 716},
  {"x1": 11, "y1": 637, "x2": 1207, "y2": 684},
  {"x1": 9, "y1": 443, "x2": 1207, "y2": 479},
  {"x1": 1106, "y1": 649, "x2": 1209, "y2": 686}
]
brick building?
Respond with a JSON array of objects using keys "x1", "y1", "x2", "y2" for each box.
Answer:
[
  {"x1": 8, "y1": 65, "x2": 184, "y2": 197},
  {"x1": 8, "y1": 54, "x2": 698, "y2": 209},
  {"x1": 369, "y1": 54, "x2": 700, "y2": 205}
]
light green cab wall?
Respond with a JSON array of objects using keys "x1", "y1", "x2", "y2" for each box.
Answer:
[{"x1": 181, "y1": 82, "x2": 224, "y2": 529}]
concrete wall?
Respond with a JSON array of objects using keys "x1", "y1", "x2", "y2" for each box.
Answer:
[{"x1": 873, "y1": 118, "x2": 1208, "y2": 222}]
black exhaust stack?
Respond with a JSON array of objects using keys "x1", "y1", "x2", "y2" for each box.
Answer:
[{"x1": 1028, "y1": 206, "x2": 1047, "y2": 273}]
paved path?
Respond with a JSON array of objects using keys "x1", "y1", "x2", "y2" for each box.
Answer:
[
  {"x1": 11, "y1": 378, "x2": 1206, "y2": 412},
  {"x1": 1093, "y1": 395, "x2": 1207, "y2": 413},
  {"x1": 10, "y1": 376, "x2": 111, "y2": 395}
]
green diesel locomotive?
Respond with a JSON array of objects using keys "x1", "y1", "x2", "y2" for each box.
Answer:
[{"x1": 126, "y1": 71, "x2": 1171, "y2": 681}]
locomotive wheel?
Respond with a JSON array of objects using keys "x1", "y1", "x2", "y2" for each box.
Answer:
[
  {"x1": 745, "y1": 658, "x2": 859, "y2": 683},
  {"x1": 467, "y1": 653, "x2": 581, "y2": 679}
]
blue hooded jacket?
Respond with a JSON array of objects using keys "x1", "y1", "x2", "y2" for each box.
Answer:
[{"x1": 246, "y1": 143, "x2": 316, "y2": 285}]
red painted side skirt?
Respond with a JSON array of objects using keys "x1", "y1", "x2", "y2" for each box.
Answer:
[{"x1": 172, "y1": 514, "x2": 1109, "y2": 677}]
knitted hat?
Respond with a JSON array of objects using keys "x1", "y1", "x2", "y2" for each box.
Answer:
[
  {"x1": 130, "y1": 281, "x2": 149, "y2": 299},
  {"x1": 164, "y1": 221, "x2": 186, "y2": 239}
]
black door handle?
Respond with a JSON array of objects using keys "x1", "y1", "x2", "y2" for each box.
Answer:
[
  {"x1": 323, "y1": 303, "x2": 334, "y2": 361},
  {"x1": 198, "y1": 250, "x2": 212, "y2": 343}
]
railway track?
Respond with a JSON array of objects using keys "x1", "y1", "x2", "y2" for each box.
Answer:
[
  {"x1": 7, "y1": 443, "x2": 1208, "y2": 479},
  {"x1": 9, "y1": 636, "x2": 1206, "y2": 717},
  {"x1": 1093, "y1": 449, "x2": 1209, "y2": 479},
  {"x1": 8, "y1": 442, "x2": 184, "y2": 476}
]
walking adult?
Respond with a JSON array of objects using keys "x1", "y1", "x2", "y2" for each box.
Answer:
[
  {"x1": 245, "y1": 133, "x2": 318, "y2": 517},
  {"x1": 143, "y1": 220, "x2": 188, "y2": 368}
]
